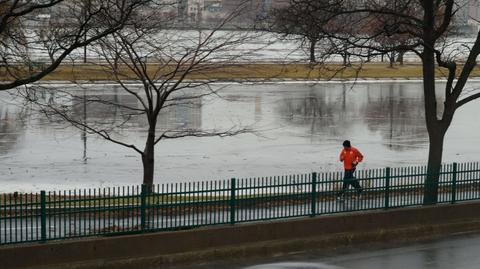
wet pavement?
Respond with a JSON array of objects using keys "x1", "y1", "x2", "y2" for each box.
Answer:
[
  {"x1": 177, "y1": 232, "x2": 480, "y2": 269},
  {"x1": 1, "y1": 81, "x2": 480, "y2": 192}
]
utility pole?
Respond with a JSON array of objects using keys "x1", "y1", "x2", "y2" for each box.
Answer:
[{"x1": 83, "y1": 0, "x2": 91, "y2": 63}]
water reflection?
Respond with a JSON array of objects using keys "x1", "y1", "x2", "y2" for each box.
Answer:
[
  {"x1": 362, "y1": 83, "x2": 426, "y2": 151},
  {"x1": 0, "y1": 104, "x2": 25, "y2": 155},
  {"x1": 277, "y1": 84, "x2": 351, "y2": 139},
  {"x1": 157, "y1": 99, "x2": 202, "y2": 131},
  {"x1": 276, "y1": 83, "x2": 427, "y2": 151},
  {"x1": 71, "y1": 92, "x2": 139, "y2": 122},
  {"x1": 29, "y1": 85, "x2": 204, "y2": 134}
]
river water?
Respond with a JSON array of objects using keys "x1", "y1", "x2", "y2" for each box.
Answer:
[
  {"x1": 18, "y1": 29, "x2": 475, "y2": 64},
  {"x1": 1, "y1": 80, "x2": 480, "y2": 192}
]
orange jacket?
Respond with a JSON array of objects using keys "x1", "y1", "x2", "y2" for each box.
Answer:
[{"x1": 340, "y1": 147, "x2": 364, "y2": 170}]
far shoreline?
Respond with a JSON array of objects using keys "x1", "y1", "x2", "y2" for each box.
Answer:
[
  {"x1": 3, "y1": 62, "x2": 480, "y2": 83},
  {"x1": 29, "y1": 77, "x2": 480, "y2": 87}
]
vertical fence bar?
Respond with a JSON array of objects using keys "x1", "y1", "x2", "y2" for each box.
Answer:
[
  {"x1": 385, "y1": 167, "x2": 390, "y2": 209},
  {"x1": 40, "y1": 191, "x2": 46, "y2": 242},
  {"x1": 13, "y1": 193, "x2": 17, "y2": 243},
  {"x1": 451, "y1": 162, "x2": 457, "y2": 204},
  {"x1": 2, "y1": 194, "x2": 4, "y2": 244},
  {"x1": 230, "y1": 178, "x2": 236, "y2": 225},
  {"x1": 311, "y1": 172, "x2": 317, "y2": 217},
  {"x1": 140, "y1": 184, "x2": 147, "y2": 232}
]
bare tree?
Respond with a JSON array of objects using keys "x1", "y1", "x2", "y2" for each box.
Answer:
[
  {"x1": 305, "y1": 0, "x2": 480, "y2": 204},
  {"x1": 0, "y1": 0, "x2": 147, "y2": 91},
  {"x1": 21, "y1": 2, "x2": 254, "y2": 189},
  {"x1": 269, "y1": 0, "x2": 342, "y2": 64}
]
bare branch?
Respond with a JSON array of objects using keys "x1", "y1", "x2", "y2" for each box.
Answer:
[
  {"x1": 456, "y1": 92, "x2": 480, "y2": 109},
  {"x1": 0, "y1": 0, "x2": 147, "y2": 91},
  {"x1": 156, "y1": 126, "x2": 253, "y2": 145}
]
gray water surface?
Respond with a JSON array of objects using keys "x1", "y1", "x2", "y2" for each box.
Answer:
[{"x1": 1, "y1": 81, "x2": 480, "y2": 192}]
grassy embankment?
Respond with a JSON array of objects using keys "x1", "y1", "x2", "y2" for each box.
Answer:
[{"x1": 3, "y1": 63, "x2": 480, "y2": 81}]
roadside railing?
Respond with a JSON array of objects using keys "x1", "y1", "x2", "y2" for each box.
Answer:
[{"x1": 1, "y1": 162, "x2": 480, "y2": 246}]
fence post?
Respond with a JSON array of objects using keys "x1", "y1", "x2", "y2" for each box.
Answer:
[
  {"x1": 140, "y1": 184, "x2": 147, "y2": 232},
  {"x1": 451, "y1": 162, "x2": 457, "y2": 204},
  {"x1": 40, "y1": 190, "x2": 47, "y2": 242},
  {"x1": 230, "y1": 178, "x2": 236, "y2": 225},
  {"x1": 385, "y1": 167, "x2": 390, "y2": 210},
  {"x1": 311, "y1": 172, "x2": 317, "y2": 217}
]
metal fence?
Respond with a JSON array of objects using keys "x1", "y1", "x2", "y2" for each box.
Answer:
[{"x1": 1, "y1": 162, "x2": 480, "y2": 246}]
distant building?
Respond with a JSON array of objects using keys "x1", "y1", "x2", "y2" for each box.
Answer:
[
  {"x1": 220, "y1": 0, "x2": 287, "y2": 27},
  {"x1": 455, "y1": 0, "x2": 470, "y2": 28},
  {"x1": 178, "y1": 0, "x2": 188, "y2": 20},
  {"x1": 204, "y1": 0, "x2": 222, "y2": 13},
  {"x1": 203, "y1": 1, "x2": 225, "y2": 25},
  {"x1": 468, "y1": 0, "x2": 480, "y2": 32},
  {"x1": 187, "y1": 0, "x2": 203, "y2": 23},
  {"x1": 150, "y1": 0, "x2": 287, "y2": 27}
]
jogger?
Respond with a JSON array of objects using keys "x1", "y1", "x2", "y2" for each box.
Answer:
[{"x1": 337, "y1": 140, "x2": 364, "y2": 199}]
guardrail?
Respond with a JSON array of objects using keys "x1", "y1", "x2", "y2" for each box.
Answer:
[{"x1": 1, "y1": 162, "x2": 479, "y2": 246}]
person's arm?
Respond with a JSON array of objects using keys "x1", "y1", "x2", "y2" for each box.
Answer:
[
  {"x1": 355, "y1": 148, "x2": 364, "y2": 163},
  {"x1": 339, "y1": 150, "x2": 345, "y2": 162}
]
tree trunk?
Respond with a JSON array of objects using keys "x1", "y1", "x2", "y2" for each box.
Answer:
[
  {"x1": 389, "y1": 52, "x2": 395, "y2": 68},
  {"x1": 422, "y1": 49, "x2": 443, "y2": 204},
  {"x1": 423, "y1": 132, "x2": 446, "y2": 204},
  {"x1": 142, "y1": 129, "x2": 155, "y2": 190},
  {"x1": 422, "y1": 1, "x2": 444, "y2": 205},
  {"x1": 396, "y1": 50, "x2": 405, "y2": 65},
  {"x1": 342, "y1": 43, "x2": 349, "y2": 66},
  {"x1": 309, "y1": 38, "x2": 316, "y2": 64}
]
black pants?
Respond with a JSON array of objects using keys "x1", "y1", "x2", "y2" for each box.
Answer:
[{"x1": 337, "y1": 169, "x2": 362, "y2": 196}]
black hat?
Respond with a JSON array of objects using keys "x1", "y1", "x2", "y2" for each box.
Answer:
[{"x1": 342, "y1": 140, "x2": 351, "y2": 147}]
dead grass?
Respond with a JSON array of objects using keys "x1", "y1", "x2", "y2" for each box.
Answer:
[{"x1": 2, "y1": 62, "x2": 480, "y2": 82}]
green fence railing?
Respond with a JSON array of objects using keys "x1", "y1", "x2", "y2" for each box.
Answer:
[{"x1": 1, "y1": 162, "x2": 480, "y2": 246}]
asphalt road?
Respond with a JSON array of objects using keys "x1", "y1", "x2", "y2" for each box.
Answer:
[{"x1": 178, "y1": 232, "x2": 480, "y2": 269}]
